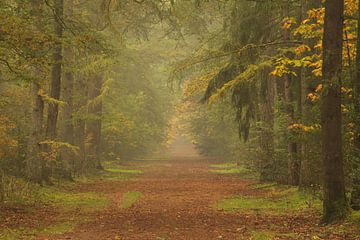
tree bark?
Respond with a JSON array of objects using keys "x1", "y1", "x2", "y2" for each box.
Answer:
[
  {"x1": 350, "y1": 0, "x2": 360, "y2": 211},
  {"x1": 27, "y1": 0, "x2": 45, "y2": 183},
  {"x1": 73, "y1": 76, "x2": 87, "y2": 175},
  {"x1": 285, "y1": 74, "x2": 300, "y2": 186},
  {"x1": 60, "y1": 0, "x2": 74, "y2": 180},
  {"x1": 259, "y1": 67, "x2": 275, "y2": 182},
  {"x1": 46, "y1": 0, "x2": 64, "y2": 140},
  {"x1": 321, "y1": 0, "x2": 349, "y2": 223},
  {"x1": 85, "y1": 74, "x2": 103, "y2": 171}
]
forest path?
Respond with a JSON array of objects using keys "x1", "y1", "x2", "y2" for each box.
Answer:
[
  {"x1": 40, "y1": 137, "x2": 358, "y2": 240},
  {"x1": 51, "y1": 157, "x2": 257, "y2": 240}
]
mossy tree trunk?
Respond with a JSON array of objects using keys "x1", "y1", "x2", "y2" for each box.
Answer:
[{"x1": 321, "y1": 0, "x2": 349, "y2": 223}]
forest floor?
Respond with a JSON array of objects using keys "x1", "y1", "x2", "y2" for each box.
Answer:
[{"x1": 1, "y1": 141, "x2": 360, "y2": 239}]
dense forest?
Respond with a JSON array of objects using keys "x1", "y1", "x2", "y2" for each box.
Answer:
[{"x1": 1, "y1": 0, "x2": 360, "y2": 239}]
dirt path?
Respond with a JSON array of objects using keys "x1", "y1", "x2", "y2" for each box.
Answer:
[
  {"x1": 39, "y1": 153, "x2": 358, "y2": 240},
  {"x1": 46, "y1": 157, "x2": 253, "y2": 239}
]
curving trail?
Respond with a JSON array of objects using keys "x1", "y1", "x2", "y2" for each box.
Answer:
[{"x1": 37, "y1": 138, "x2": 358, "y2": 240}]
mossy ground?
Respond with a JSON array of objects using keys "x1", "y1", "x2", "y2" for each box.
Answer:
[
  {"x1": 216, "y1": 184, "x2": 321, "y2": 213},
  {"x1": 209, "y1": 163, "x2": 258, "y2": 179},
  {"x1": 119, "y1": 191, "x2": 142, "y2": 209},
  {"x1": 0, "y1": 160, "x2": 144, "y2": 239}
]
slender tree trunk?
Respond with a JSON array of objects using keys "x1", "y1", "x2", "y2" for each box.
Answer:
[
  {"x1": 321, "y1": 0, "x2": 349, "y2": 223},
  {"x1": 43, "y1": 0, "x2": 64, "y2": 182},
  {"x1": 283, "y1": 5, "x2": 300, "y2": 185},
  {"x1": 46, "y1": 0, "x2": 64, "y2": 140},
  {"x1": 28, "y1": 81, "x2": 44, "y2": 183},
  {"x1": 285, "y1": 75, "x2": 300, "y2": 186},
  {"x1": 259, "y1": 67, "x2": 275, "y2": 182},
  {"x1": 85, "y1": 74, "x2": 103, "y2": 171},
  {"x1": 27, "y1": 0, "x2": 45, "y2": 183},
  {"x1": 350, "y1": 0, "x2": 360, "y2": 211},
  {"x1": 60, "y1": 0, "x2": 74, "y2": 180},
  {"x1": 72, "y1": 76, "x2": 87, "y2": 175}
]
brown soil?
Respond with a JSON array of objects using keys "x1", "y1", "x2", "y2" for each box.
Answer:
[
  {"x1": 1, "y1": 137, "x2": 359, "y2": 240},
  {"x1": 38, "y1": 156, "x2": 359, "y2": 240}
]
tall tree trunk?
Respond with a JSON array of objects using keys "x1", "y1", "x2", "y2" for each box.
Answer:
[
  {"x1": 73, "y1": 76, "x2": 88, "y2": 175},
  {"x1": 321, "y1": 0, "x2": 348, "y2": 223},
  {"x1": 27, "y1": 0, "x2": 45, "y2": 183},
  {"x1": 285, "y1": 75, "x2": 300, "y2": 186},
  {"x1": 46, "y1": 0, "x2": 64, "y2": 140},
  {"x1": 85, "y1": 74, "x2": 103, "y2": 171},
  {"x1": 43, "y1": 0, "x2": 64, "y2": 182},
  {"x1": 60, "y1": 0, "x2": 74, "y2": 180},
  {"x1": 350, "y1": 0, "x2": 360, "y2": 211},
  {"x1": 283, "y1": 4, "x2": 300, "y2": 186},
  {"x1": 259, "y1": 67, "x2": 275, "y2": 182},
  {"x1": 27, "y1": 81, "x2": 44, "y2": 183}
]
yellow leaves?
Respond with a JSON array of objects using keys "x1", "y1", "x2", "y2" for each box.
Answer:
[
  {"x1": 282, "y1": 17, "x2": 296, "y2": 30},
  {"x1": 295, "y1": 44, "x2": 311, "y2": 56},
  {"x1": 307, "y1": 93, "x2": 319, "y2": 102},
  {"x1": 345, "y1": 0, "x2": 358, "y2": 16},
  {"x1": 271, "y1": 65, "x2": 291, "y2": 77},
  {"x1": 341, "y1": 104, "x2": 350, "y2": 114},
  {"x1": 288, "y1": 123, "x2": 320, "y2": 133}
]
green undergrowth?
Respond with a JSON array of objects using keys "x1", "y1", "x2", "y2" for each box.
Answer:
[
  {"x1": 209, "y1": 163, "x2": 258, "y2": 179},
  {"x1": 217, "y1": 183, "x2": 321, "y2": 213},
  {"x1": 249, "y1": 231, "x2": 298, "y2": 240},
  {"x1": 119, "y1": 191, "x2": 142, "y2": 209},
  {"x1": 39, "y1": 187, "x2": 108, "y2": 212},
  {"x1": 0, "y1": 221, "x2": 76, "y2": 240},
  {"x1": 351, "y1": 211, "x2": 360, "y2": 226},
  {"x1": 99, "y1": 161, "x2": 144, "y2": 181}
]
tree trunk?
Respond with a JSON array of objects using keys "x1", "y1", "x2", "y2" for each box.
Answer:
[
  {"x1": 85, "y1": 74, "x2": 103, "y2": 171},
  {"x1": 27, "y1": 0, "x2": 45, "y2": 184},
  {"x1": 259, "y1": 67, "x2": 275, "y2": 182},
  {"x1": 285, "y1": 74, "x2": 300, "y2": 186},
  {"x1": 60, "y1": 0, "x2": 74, "y2": 180},
  {"x1": 27, "y1": 81, "x2": 44, "y2": 183},
  {"x1": 46, "y1": 0, "x2": 64, "y2": 140},
  {"x1": 283, "y1": 4, "x2": 300, "y2": 186},
  {"x1": 321, "y1": 0, "x2": 348, "y2": 223},
  {"x1": 350, "y1": 0, "x2": 360, "y2": 211}
]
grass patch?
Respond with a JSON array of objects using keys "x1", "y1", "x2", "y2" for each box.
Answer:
[
  {"x1": 351, "y1": 211, "x2": 360, "y2": 226},
  {"x1": 217, "y1": 189, "x2": 321, "y2": 213},
  {"x1": 210, "y1": 163, "x2": 238, "y2": 169},
  {"x1": 0, "y1": 222, "x2": 76, "y2": 240},
  {"x1": 39, "y1": 187, "x2": 108, "y2": 212},
  {"x1": 106, "y1": 168, "x2": 143, "y2": 174},
  {"x1": 98, "y1": 161, "x2": 144, "y2": 182},
  {"x1": 39, "y1": 222, "x2": 75, "y2": 235},
  {"x1": 250, "y1": 231, "x2": 275, "y2": 240},
  {"x1": 210, "y1": 163, "x2": 258, "y2": 179},
  {"x1": 0, "y1": 228, "x2": 34, "y2": 240},
  {"x1": 119, "y1": 191, "x2": 142, "y2": 209}
]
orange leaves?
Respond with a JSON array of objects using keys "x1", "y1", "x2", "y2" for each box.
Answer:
[
  {"x1": 282, "y1": 17, "x2": 297, "y2": 30},
  {"x1": 288, "y1": 123, "x2": 321, "y2": 133},
  {"x1": 295, "y1": 44, "x2": 311, "y2": 56}
]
